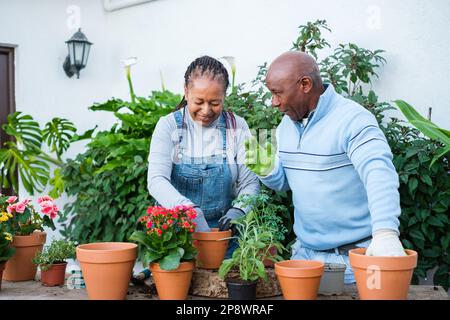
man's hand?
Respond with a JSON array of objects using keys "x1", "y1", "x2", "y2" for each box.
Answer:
[
  {"x1": 244, "y1": 137, "x2": 276, "y2": 177},
  {"x1": 218, "y1": 207, "x2": 245, "y2": 235},
  {"x1": 366, "y1": 229, "x2": 407, "y2": 256},
  {"x1": 193, "y1": 207, "x2": 210, "y2": 232}
]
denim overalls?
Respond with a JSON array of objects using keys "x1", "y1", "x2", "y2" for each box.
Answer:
[{"x1": 170, "y1": 108, "x2": 238, "y2": 258}]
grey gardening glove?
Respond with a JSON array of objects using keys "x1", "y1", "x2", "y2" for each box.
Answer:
[
  {"x1": 218, "y1": 207, "x2": 245, "y2": 235},
  {"x1": 193, "y1": 206, "x2": 210, "y2": 232}
]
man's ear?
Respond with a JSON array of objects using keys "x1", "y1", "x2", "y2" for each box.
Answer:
[{"x1": 300, "y1": 77, "x2": 314, "y2": 94}]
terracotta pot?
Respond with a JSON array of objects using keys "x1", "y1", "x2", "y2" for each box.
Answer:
[
  {"x1": 275, "y1": 260, "x2": 324, "y2": 300},
  {"x1": 150, "y1": 261, "x2": 194, "y2": 300},
  {"x1": 3, "y1": 232, "x2": 47, "y2": 281},
  {"x1": 349, "y1": 248, "x2": 418, "y2": 300},
  {"x1": 76, "y1": 242, "x2": 137, "y2": 300},
  {"x1": 193, "y1": 228, "x2": 231, "y2": 269},
  {"x1": 263, "y1": 246, "x2": 278, "y2": 267},
  {"x1": 40, "y1": 262, "x2": 67, "y2": 287},
  {"x1": 0, "y1": 262, "x2": 5, "y2": 290}
]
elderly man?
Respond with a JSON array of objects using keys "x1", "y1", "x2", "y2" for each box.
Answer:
[{"x1": 245, "y1": 51, "x2": 406, "y2": 283}]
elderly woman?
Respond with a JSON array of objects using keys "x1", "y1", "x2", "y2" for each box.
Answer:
[{"x1": 132, "y1": 56, "x2": 259, "y2": 283}]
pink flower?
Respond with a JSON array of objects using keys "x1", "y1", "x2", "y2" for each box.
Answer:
[
  {"x1": 15, "y1": 202, "x2": 26, "y2": 214},
  {"x1": 37, "y1": 195, "x2": 53, "y2": 204},
  {"x1": 39, "y1": 200, "x2": 59, "y2": 219},
  {"x1": 7, "y1": 196, "x2": 17, "y2": 204},
  {"x1": 7, "y1": 204, "x2": 16, "y2": 214},
  {"x1": 21, "y1": 199, "x2": 31, "y2": 206}
]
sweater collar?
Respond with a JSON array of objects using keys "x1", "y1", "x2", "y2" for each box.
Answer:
[{"x1": 297, "y1": 83, "x2": 336, "y2": 127}]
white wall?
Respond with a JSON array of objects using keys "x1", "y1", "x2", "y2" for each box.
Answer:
[{"x1": 1, "y1": 0, "x2": 449, "y2": 241}]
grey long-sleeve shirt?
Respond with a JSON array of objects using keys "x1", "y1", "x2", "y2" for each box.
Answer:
[{"x1": 147, "y1": 110, "x2": 260, "y2": 212}]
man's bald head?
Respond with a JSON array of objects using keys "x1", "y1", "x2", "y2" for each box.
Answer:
[
  {"x1": 265, "y1": 51, "x2": 325, "y2": 122},
  {"x1": 267, "y1": 51, "x2": 322, "y2": 89}
]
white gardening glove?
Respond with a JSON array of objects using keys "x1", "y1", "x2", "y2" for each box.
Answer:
[
  {"x1": 366, "y1": 229, "x2": 407, "y2": 256},
  {"x1": 193, "y1": 207, "x2": 211, "y2": 232}
]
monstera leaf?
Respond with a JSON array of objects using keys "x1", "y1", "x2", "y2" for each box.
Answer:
[
  {"x1": 2, "y1": 112, "x2": 42, "y2": 151},
  {"x1": 0, "y1": 141, "x2": 49, "y2": 194},
  {"x1": 42, "y1": 118, "x2": 77, "y2": 158}
]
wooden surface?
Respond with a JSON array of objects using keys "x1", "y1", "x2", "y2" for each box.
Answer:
[{"x1": 0, "y1": 279, "x2": 448, "y2": 300}]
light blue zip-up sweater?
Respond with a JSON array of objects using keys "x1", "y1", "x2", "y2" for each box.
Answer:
[{"x1": 261, "y1": 84, "x2": 401, "y2": 251}]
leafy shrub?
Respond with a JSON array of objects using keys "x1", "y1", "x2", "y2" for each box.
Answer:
[
  {"x1": 59, "y1": 91, "x2": 180, "y2": 255},
  {"x1": 33, "y1": 239, "x2": 76, "y2": 271}
]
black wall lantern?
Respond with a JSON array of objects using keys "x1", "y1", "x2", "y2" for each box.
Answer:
[{"x1": 63, "y1": 28, "x2": 93, "y2": 78}]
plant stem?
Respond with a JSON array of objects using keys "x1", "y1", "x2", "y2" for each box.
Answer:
[
  {"x1": 126, "y1": 67, "x2": 136, "y2": 104},
  {"x1": 36, "y1": 152, "x2": 63, "y2": 167}
]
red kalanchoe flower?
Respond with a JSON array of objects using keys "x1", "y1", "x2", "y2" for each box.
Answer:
[
  {"x1": 162, "y1": 224, "x2": 168, "y2": 230},
  {"x1": 155, "y1": 228, "x2": 162, "y2": 237}
]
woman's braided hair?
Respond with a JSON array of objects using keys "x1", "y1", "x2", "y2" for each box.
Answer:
[{"x1": 176, "y1": 56, "x2": 229, "y2": 110}]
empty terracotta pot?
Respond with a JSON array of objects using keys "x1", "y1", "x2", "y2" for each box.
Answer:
[
  {"x1": 193, "y1": 228, "x2": 231, "y2": 269},
  {"x1": 76, "y1": 242, "x2": 137, "y2": 300},
  {"x1": 349, "y1": 248, "x2": 418, "y2": 300},
  {"x1": 275, "y1": 260, "x2": 324, "y2": 300},
  {"x1": 0, "y1": 262, "x2": 5, "y2": 290},
  {"x1": 3, "y1": 232, "x2": 47, "y2": 281},
  {"x1": 150, "y1": 261, "x2": 194, "y2": 300},
  {"x1": 40, "y1": 263, "x2": 67, "y2": 287}
]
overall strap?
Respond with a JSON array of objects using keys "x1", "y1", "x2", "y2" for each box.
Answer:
[
  {"x1": 173, "y1": 109, "x2": 185, "y2": 161},
  {"x1": 223, "y1": 111, "x2": 237, "y2": 161}
]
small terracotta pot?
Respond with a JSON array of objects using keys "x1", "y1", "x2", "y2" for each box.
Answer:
[
  {"x1": 77, "y1": 242, "x2": 137, "y2": 300},
  {"x1": 192, "y1": 228, "x2": 231, "y2": 269},
  {"x1": 150, "y1": 261, "x2": 194, "y2": 300},
  {"x1": 0, "y1": 262, "x2": 6, "y2": 290},
  {"x1": 275, "y1": 260, "x2": 324, "y2": 300},
  {"x1": 3, "y1": 232, "x2": 47, "y2": 281},
  {"x1": 40, "y1": 262, "x2": 67, "y2": 287},
  {"x1": 349, "y1": 248, "x2": 418, "y2": 300},
  {"x1": 263, "y1": 246, "x2": 278, "y2": 267}
]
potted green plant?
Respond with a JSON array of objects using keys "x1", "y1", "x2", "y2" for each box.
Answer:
[
  {"x1": 218, "y1": 214, "x2": 274, "y2": 300},
  {"x1": 233, "y1": 190, "x2": 288, "y2": 267},
  {"x1": 33, "y1": 239, "x2": 76, "y2": 286},
  {"x1": 130, "y1": 205, "x2": 198, "y2": 300},
  {"x1": 0, "y1": 211, "x2": 15, "y2": 290},
  {"x1": 1, "y1": 195, "x2": 58, "y2": 281}
]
